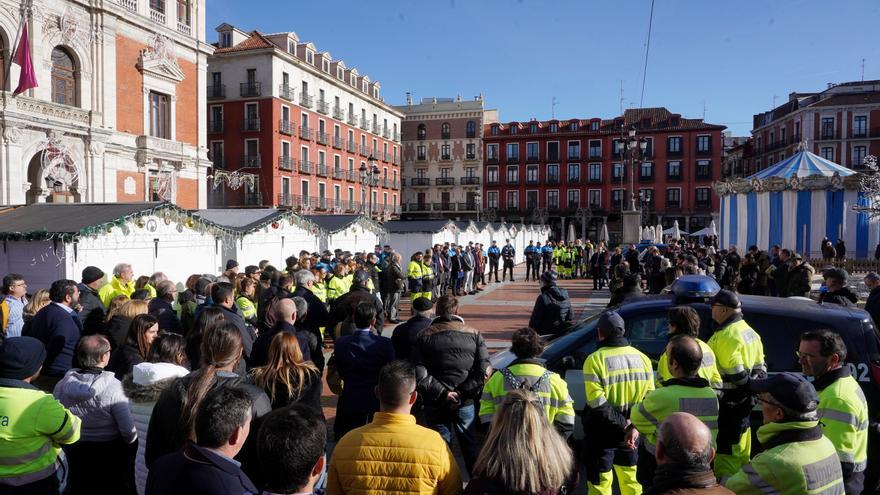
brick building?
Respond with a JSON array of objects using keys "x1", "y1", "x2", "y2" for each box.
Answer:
[
  {"x1": 482, "y1": 108, "x2": 725, "y2": 240},
  {"x1": 747, "y1": 80, "x2": 880, "y2": 176},
  {"x1": 0, "y1": 0, "x2": 212, "y2": 208},
  {"x1": 206, "y1": 24, "x2": 403, "y2": 218},
  {"x1": 395, "y1": 95, "x2": 498, "y2": 219}
]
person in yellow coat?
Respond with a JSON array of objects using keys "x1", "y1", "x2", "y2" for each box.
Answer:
[
  {"x1": 98, "y1": 263, "x2": 136, "y2": 307},
  {"x1": 407, "y1": 252, "x2": 425, "y2": 302}
]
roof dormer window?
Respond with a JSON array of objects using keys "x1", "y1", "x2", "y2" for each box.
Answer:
[
  {"x1": 373, "y1": 88, "x2": 378, "y2": 98},
  {"x1": 287, "y1": 40, "x2": 294, "y2": 53},
  {"x1": 362, "y1": 81, "x2": 368, "y2": 92},
  {"x1": 220, "y1": 32, "x2": 231, "y2": 48},
  {"x1": 306, "y1": 50, "x2": 314, "y2": 64},
  {"x1": 337, "y1": 67, "x2": 343, "y2": 79},
  {"x1": 322, "y1": 59, "x2": 329, "y2": 72}
]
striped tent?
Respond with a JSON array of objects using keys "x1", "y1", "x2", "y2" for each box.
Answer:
[{"x1": 718, "y1": 150, "x2": 879, "y2": 258}]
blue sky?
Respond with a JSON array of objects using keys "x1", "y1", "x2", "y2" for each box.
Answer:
[{"x1": 207, "y1": 0, "x2": 880, "y2": 136}]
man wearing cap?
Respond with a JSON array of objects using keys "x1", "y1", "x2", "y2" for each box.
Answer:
[
  {"x1": 524, "y1": 241, "x2": 539, "y2": 282},
  {"x1": 630, "y1": 335, "x2": 719, "y2": 486},
  {"x1": 800, "y1": 330, "x2": 868, "y2": 494},
  {"x1": 785, "y1": 253, "x2": 815, "y2": 298},
  {"x1": 0, "y1": 336, "x2": 81, "y2": 492},
  {"x1": 819, "y1": 268, "x2": 858, "y2": 307},
  {"x1": 391, "y1": 297, "x2": 434, "y2": 360},
  {"x1": 501, "y1": 239, "x2": 516, "y2": 282},
  {"x1": 528, "y1": 271, "x2": 572, "y2": 337},
  {"x1": 581, "y1": 310, "x2": 654, "y2": 495},
  {"x1": 706, "y1": 289, "x2": 766, "y2": 479},
  {"x1": 725, "y1": 372, "x2": 844, "y2": 494}
]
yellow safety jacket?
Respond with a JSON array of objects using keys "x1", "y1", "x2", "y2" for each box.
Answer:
[
  {"x1": 407, "y1": 261, "x2": 424, "y2": 294},
  {"x1": 814, "y1": 367, "x2": 869, "y2": 474},
  {"x1": 706, "y1": 316, "x2": 766, "y2": 389},
  {"x1": 98, "y1": 276, "x2": 136, "y2": 307},
  {"x1": 656, "y1": 338, "x2": 723, "y2": 389},
  {"x1": 725, "y1": 420, "x2": 845, "y2": 495},
  {"x1": 326, "y1": 276, "x2": 347, "y2": 303},
  {"x1": 583, "y1": 338, "x2": 654, "y2": 417},
  {"x1": 310, "y1": 281, "x2": 327, "y2": 303},
  {"x1": 0, "y1": 382, "x2": 81, "y2": 486},
  {"x1": 631, "y1": 376, "x2": 719, "y2": 455},
  {"x1": 235, "y1": 296, "x2": 257, "y2": 321},
  {"x1": 479, "y1": 359, "x2": 576, "y2": 437},
  {"x1": 420, "y1": 262, "x2": 434, "y2": 294}
]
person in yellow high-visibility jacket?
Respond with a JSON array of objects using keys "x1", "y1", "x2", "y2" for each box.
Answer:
[
  {"x1": 407, "y1": 251, "x2": 425, "y2": 302},
  {"x1": 656, "y1": 306, "x2": 722, "y2": 390},
  {"x1": 98, "y1": 263, "x2": 136, "y2": 307}
]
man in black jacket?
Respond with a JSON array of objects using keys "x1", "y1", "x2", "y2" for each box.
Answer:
[
  {"x1": 291, "y1": 269, "x2": 330, "y2": 357},
  {"x1": 528, "y1": 271, "x2": 573, "y2": 336},
  {"x1": 413, "y1": 295, "x2": 489, "y2": 474},
  {"x1": 210, "y1": 282, "x2": 256, "y2": 367},
  {"x1": 149, "y1": 280, "x2": 182, "y2": 334},
  {"x1": 249, "y1": 298, "x2": 311, "y2": 368},
  {"x1": 864, "y1": 272, "x2": 880, "y2": 328},
  {"x1": 391, "y1": 297, "x2": 433, "y2": 360},
  {"x1": 819, "y1": 268, "x2": 858, "y2": 307},
  {"x1": 77, "y1": 266, "x2": 106, "y2": 335},
  {"x1": 146, "y1": 387, "x2": 258, "y2": 495},
  {"x1": 24, "y1": 279, "x2": 82, "y2": 391},
  {"x1": 381, "y1": 252, "x2": 405, "y2": 323},
  {"x1": 327, "y1": 270, "x2": 384, "y2": 338}
]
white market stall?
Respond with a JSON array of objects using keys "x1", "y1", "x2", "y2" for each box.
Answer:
[
  {"x1": 305, "y1": 215, "x2": 386, "y2": 254},
  {"x1": 715, "y1": 150, "x2": 880, "y2": 258},
  {"x1": 0, "y1": 203, "x2": 230, "y2": 289},
  {"x1": 383, "y1": 220, "x2": 458, "y2": 259},
  {"x1": 472, "y1": 222, "x2": 494, "y2": 248},
  {"x1": 195, "y1": 209, "x2": 320, "y2": 268},
  {"x1": 453, "y1": 221, "x2": 483, "y2": 247}
]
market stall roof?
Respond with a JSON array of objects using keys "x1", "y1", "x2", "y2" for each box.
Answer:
[
  {"x1": 748, "y1": 150, "x2": 856, "y2": 180},
  {"x1": 304, "y1": 214, "x2": 381, "y2": 234},
  {"x1": 194, "y1": 208, "x2": 288, "y2": 232},
  {"x1": 383, "y1": 219, "x2": 454, "y2": 233}
]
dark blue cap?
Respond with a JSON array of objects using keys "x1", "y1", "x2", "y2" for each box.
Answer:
[
  {"x1": 750, "y1": 372, "x2": 818, "y2": 414},
  {"x1": 708, "y1": 289, "x2": 741, "y2": 309},
  {"x1": 598, "y1": 311, "x2": 625, "y2": 336},
  {"x1": 0, "y1": 336, "x2": 46, "y2": 380}
]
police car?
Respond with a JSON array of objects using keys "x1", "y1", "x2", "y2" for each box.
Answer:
[{"x1": 490, "y1": 275, "x2": 880, "y2": 451}]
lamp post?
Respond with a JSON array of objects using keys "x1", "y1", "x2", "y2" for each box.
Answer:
[
  {"x1": 475, "y1": 191, "x2": 482, "y2": 222},
  {"x1": 359, "y1": 155, "x2": 380, "y2": 219},
  {"x1": 619, "y1": 125, "x2": 648, "y2": 243}
]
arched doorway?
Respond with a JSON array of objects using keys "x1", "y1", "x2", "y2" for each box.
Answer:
[{"x1": 25, "y1": 146, "x2": 81, "y2": 204}]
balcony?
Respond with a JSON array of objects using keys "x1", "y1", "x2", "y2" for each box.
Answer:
[
  {"x1": 465, "y1": 153, "x2": 476, "y2": 160},
  {"x1": 392, "y1": 179, "x2": 400, "y2": 189},
  {"x1": 460, "y1": 177, "x2": 480, "y2": 185},
  {"x1": 278, "y1": 84, "x2": 294, "y2": 101},
  {"x1": 666, "y1": 201, "x2": 681, "y2": 210},
  {"x1": 347, "y1": 142, "x2": 357, "y2": 153},
  {"x1": 316, "y1": 132, "x2": 328, "y2": 145},
  {"x1": 667, "y1": 173, "x2": 682, "y2": 182},
  {"x1": 526, "y1": 177, "x2": 539, "y2": 186},
  {"x1": 347, "y1": 114, "x2": 357, "y2": 126},
  {"x1": 298, "y1": 160, "x2": 312, "y2": 174},
  {"x1": 243, "y1": 192, "x2": 262, "y2": 206},
  {"x1": 506, "y1": 177, "x2": 519, "y2": 186},
  {"x1": 411, "y1": 178, "x2": 430, "y2": 186},
  {"x1": 347, "y1": 170, "x2": 358, "y2": 181},
  {"x1": 406, "y1": 203, "x2": 429, "y2": 212},
  {"x1": 150, "y1": 8, "x2": 165, "y2": 24},
  {"x1": 457, "y1": 203, "x2": 478, "y2": 211},
  {"x1": 333, "y1": 168, "x2": 345, "y2": 180},
  {"x1": 382, "y1": 127, "x2": 390, "y2": 139},
  {"x1": 589, "y1": 175, "x2": 603, "y2": 183},
  {"x1": 436, "y1": 177, "x2": 455, "y2": 186},
  {"x1": 279, "y1": 120, "x2": 293, "y2": 135},
  {"x1": 639, "y1": 174, "x2": 655, "y2": 183},
  {"x1": 589, "y1": 150, "x2": 602, "y2": 159},
  {"x1": 589, "y1": 202, "x2": 602, "y2": 211},
  {"x1": 316, "y1": 163, "x2": 327, "y2": 176},
  {"x1": 359, "y1": 145, "x2": 370, "y2": 156},
  {"x1": 333, "y1": 106, "x2": 345, "y2": 120},
  {"x1": 299, "y1": 126, "x2": 313, "y2": 140},
  {"x1": 117, "y1": 0, "x2": 137, "y2": 13},
  {"x1": 210, "y1": 157, "x2": 225, "y2": 169},
  {"x1": 300, "y1": 94, "x2": 313, "y2": 108},
  {"x1": 546, "y1": 175, "x2": 560, "y2": 185},
  {"x1": 241, "y1": 118, "x2": 260, "y2": 132},
  {"x1": 372, "y1": 122, "x2": 381, "y2": 134},
  {"x1": 332, "y1": 136, "x2": 343, "y2": 149},
  {"x1": 547, "y1": 153, "x2": 560, "y2": 162},
  {"x1": 487, "y1": 177, "x2": 500, "y2": 185},
  {"x1": 240, "y1": 155, "x2": 261, "y2": 168},
  {"x1": 667, "y1": 148, "x2": 682, "y2": 157},
  {"x1": 567, "y1": 176, "x2": 580, "y2": 185},
  {"x1": 526, "y1": 154, "x2": 540, "y2": 163},
  {"x1": 206, "y1": 85, "x2": 225, "y2": 99},
  {"x1": 819, "y1": 130, "x2": 838, "y2": 140},
  {"x1": 393, "y1": 132, "x2": 401, "y2": 142},
  {"x1": 696, "y1": 147, "x2": 712, "y2": 156},
  {"x1": 568, "y1": 153, "x2": 581, "y2": 161},
  {"x1": 316, "y1": 100, "x2": 329, "y2": 114},
  {"x1": 208, "y1": 120, "x2": 223, "y2": 133},
  {"x1": 567, "y1": 202, "x2": 580, "y2": 211},
  {"x1": 278, "y1": 156, "x2": 294, "y2": 171},
  {"x1": 240, "y1": 83, "x2": 261, "y2": 97},
  {"x1": 695, "y1": 201, "x2": 712, "y2": 210},
  {"x1": 487, "y1": 156, "x2": 499, "y2": 164},
  {"x1": 789, "y1": 133, "x2": 803, "y2": 144},
  {"x1": 506, "y1": 155, "x2": 520, "y2": 164},
  {"x1": 359, "y1": 117, "x2": 369, "y2": 130},
  {"x1": 440, "y1": 154, "x2": 451, "y2": 161}
]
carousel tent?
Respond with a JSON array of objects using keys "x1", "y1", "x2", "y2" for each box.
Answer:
[
  {"x1": 194, "y1": 209, "x2": 319, "y2": 267},
  {"x1": 304, "y1": 215, "x2": 386, "y2": 254},
  {"x1": 717, "y1": 150, "x2": 879, "y2": 258},
  {"x1": 0, "y1": 202, "x2": 232, "y2": 289},
  {"x1": 383, "y1": 220, "x2": 458, "y2": 258}
]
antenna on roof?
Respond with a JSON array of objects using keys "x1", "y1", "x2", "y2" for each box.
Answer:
[
  {"x1": 772, "y1": 95, "x2": 779, "y2": 108},
  {"x1": 551, "y1": 96, "x2": 557, "y2": 119},
  {"x1": 619, "y1": 80, "x2": 624, "y2": 115},
  {"x1": 702, "y1": 100, "x2": 707, "y2": 120},
  {"x1": 862, "y1": 58, "x2": 866, "y2": 82},
  {"x1": 405, "y1": 92, "x2": 412, "y2": 105}
]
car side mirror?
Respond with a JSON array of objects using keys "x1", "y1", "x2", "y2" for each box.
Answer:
[{"x1": 561, "y1": 355, "x2": 576, "y2": 370}]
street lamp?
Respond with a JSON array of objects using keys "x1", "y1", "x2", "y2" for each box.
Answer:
[
  {"x1": 623, "y1": 126, "x2": 648, "y2": 210},
  {"x1": 359, "y1": 155, "x2": 380, "y2": 218}
]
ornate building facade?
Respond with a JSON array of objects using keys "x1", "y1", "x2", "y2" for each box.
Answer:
[{"x1": 0, "y1": 0, "x2": 211, "y2": 208}]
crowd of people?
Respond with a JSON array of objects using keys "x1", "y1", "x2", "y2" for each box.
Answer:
[{"x1": 0, "y1": 236, "x2": 873, "y2": 495}]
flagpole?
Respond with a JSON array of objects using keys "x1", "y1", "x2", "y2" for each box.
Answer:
[{"x1": 3, "y1": 0, "x2": 30, "y2": 112}]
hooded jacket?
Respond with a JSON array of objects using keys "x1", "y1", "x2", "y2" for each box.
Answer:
[
  {"x1": 528, "y1": 285, "x2": 573, "y2": 336},
  {"x1": 52, "y1": 368, "x2": 137, "y2": 444}
]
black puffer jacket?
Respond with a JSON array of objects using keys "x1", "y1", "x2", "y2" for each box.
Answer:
[
  {"x1": 327, "y1": 286, "x2": 385, "y2": 338},
  {"x1": 819, "y1": 287, "x2": 858, "y2": 307},
  {"x1": 413, "y1": 315, "x2": 490, "y2": 407},
  {"x1": 528, "y1": 285, "x2": 573, "y2": 336},
  {"x1": 865, "y1": 287, "x2": 880, "y2": 327},
  {"x1": 76, "y1": 283, "x2": 105, "y2": 335}
]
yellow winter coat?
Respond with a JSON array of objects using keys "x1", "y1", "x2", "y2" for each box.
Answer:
[{"x1": 327, "y1": 412, "x2": 462, "y2": 495}]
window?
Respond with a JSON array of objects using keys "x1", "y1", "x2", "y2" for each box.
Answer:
[
  {"x1": 51, "y1": 47, "x2": 76, "y2": 105},
  {"x1": 591, "y1": 121, "x2": 600, "y2": 131},
  {"x1": 854, "y1": 116, "x2": 868, "y2": 138},
  {"x1": 643, "y1": 137, "x2": 653, "y2": 157},
  {"x1": 506, "y1": 166, "x2": 519, "y2": 184},
  {"x1": 821, "y1": 118, "x2": 835, "y2": 139},
  {"x1": 547, "y1": 190, "x2": 559, "y2": 209},
  {"x1": 306, "y1": 50, "x2": 313, "y2": 64},
  {"x1": 220, "y1": 32, "x2": 232, "y2": 48},
  {"x1": 568, "y1": 141, "x2": 580, "y2": 160},
  {"x1": 612, "y1": 189, "x2": 624, "y2": 207},
  {"x1": 696, "y1": 160, "x2": 711, "y2": 179},
  {"x1": 613, "y1": 139, "x2": 624, "y2": 156},
  {"x1": 526, "y1": 191, "x2": 538, "y2": 209},
  {"x1": 491, "y1": 125, "x2": 499, "y2": 136},
  {"x1": 666, "y1": 188, "x2": 681, "y2": 206},
  {"x1": 568, "y1": 163, "x2": 580, "y2": 182},
  {"x1": 569, "y1": 121, "x2": 578, "y2": 131},
  {"x1": 510, "y1": 124, "x2": 518, "y2": 135},
  {"x1": 819, "y1": 147, "x2": 834, "y2": 160},
  {"x1": 244, "y1": 139, "x2": 259, "y2": 164},
  {"x1": 487, "y1": 191, "x2": 498, "y2": 208},
  {"x1": 416, "y1": 145, "x2": 426, "y2": 161},
  {"x1": 795, "y1": 121, "x2": 800, "y2": 138},
  {"x1": 177, "y1": 0, "x2": 191, "y2": 25},
  {"x1": 567, "y1": 190, "x2": 580, "y2": 208},
  {"x1": 612, "y1": 163, "x2": 625, "y2": 179},
  {"x1": 487, "y1": 167, "x2": 499, "y2": 184},
  {"x1": 209, "y1": 141, "x2": 224, "y2": 168},
  {"x1": 589, "y1": 190, "x2": 601, "y2": 208},
  {"x1": 526, "y1": 165, "x2": 538, "y2": 184},
  {"x1": 466, "y1": 143, "x2": 476, "y2": 159},
  {"x1": 667, "y1": 161, "x2": 681, "y2": 179},
  {"x1": 781, "y1": 127, "x2": 786, "y2": 143},
  {"x1": 589, "y1": 140, "x2": 601, "y2": 158},
  {"x1": 506, "y1": 143, "x2": 519, "y2": 160},
  {"x1": 467, "y1": 121, "x2": 477, "y2": 138},
  {"x1": 696, "y1": 187, "x2": 711, "y2": 204},
  {"x1": 506, "y1": 191, "x2": 519, "y2": 209},
  {"x1": 150, "y1": 0, "x2": 164, "y2": 13},
  {"x1": 318, "y1": 150, "x2": 325, "y2": 166},
  {"x1": 149, "y1": 91, "x2": 171, "y2": 138},
  {"x1": 441, "y1": 144, "x2": 451, "y2": 160},
  {"x1": 853, "y1": 146, "x2": 867, "y2": 167},
  {"x1": 549, "y1": 122, "x2": 558, "y2": 132},
  {"x1": 639, "y1": 189, "x2": 654, "y2": 207},
  {"x1": 487, "y1": 144, "x2": 499, "y2": 161},
  {"x1": 417, "y1": 124, "x2": 426, "y2": 140},
  {"x1": 441, "y1": 123, "x2": 450, "y2": 139},
  {"x1": 696, "y1": 135, "x2": 711, "y2": 153},
  {"x1": 640, "y1": 162, "x2": 654, "y2": 179},
  {"x1": 526, "y1": 142, "x2": 539, "y2": 160},
  {"x1": 348, "y1": 187, "x2": 354, "y2": 205},
  {"x1": 589, "y1": 163, "x2": 601, "y2": 182},
  {"x1": 547, "y1": 164, "x2": 559, "y2": 183},
  {"x1": 530, "y1": 123, "x2": 538, "y2": 133},
  {"x1": 547, "y1": 142, "x2": 559, "y2": 161}
]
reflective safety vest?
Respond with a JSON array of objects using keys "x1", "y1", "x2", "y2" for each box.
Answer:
[
  {"x1": 98, "y1": 276, "x2": 136, "y2": 307},
  {"x1": 420, "y1": 262, "x2": 434, "y2": 293},
  {"x1": 407, "y1": 261, "x2": 424, "y2": 293},
  {"x1": 326, "y1": 276, "x2": 348, "y2": 302},
  {"x1": 310, "y1": 281, "x2": 327, "y2": 303},
  {"x1": 656, "y1": 338, "x2": 723, "y2": 389},
  {"x1": 235, "y1": 296, "x2": 257, "y2": 321},
  {"x1": 0, "y1": 382, "x2": 81, "y2": 486},
  {"x1": 631, "y1": 377, "x2": 719, "y2": 455},
  {"x1": 583, "y1": 340, "x2": 654, "y2": 416},
  {"x1": 342, "y1": 274, "x2": 353, "y2": 294},
  {"x1": 707, "y1": 316, "x2": 766, "y2": 389},
  {"x1": 725, "y1": 420, "x2": 844, "y2": 495},
  {"x1": 479, "y1": 360, "x2": 576, "y2": 435},
  {"x1": 816, "y1": 369, "x2": 869, "y2": 474}
]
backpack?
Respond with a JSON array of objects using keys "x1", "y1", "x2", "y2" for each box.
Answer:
[{"x1": 499, "y1": 367, "x2": 553, "y2": 393}]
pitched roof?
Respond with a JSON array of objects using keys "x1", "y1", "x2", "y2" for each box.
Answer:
[
  {"x1": 213, "y1": 31, "x2": 275, "y2": 54},
  {"x1": 0, "y1": 202, "x2": 165, "y2": 235},
  {"x1": 193, "y1": 209, "x2": 286, "y2": 231},
  {"x1": 809, "y1": 92, "x2": 880, "y2": 107},
  {"x1": 304, "y1": 215, "x2": 364, "y2": 233},
  {"x1": 383, "y1": 220, "x2": 452, "y2": 233}
]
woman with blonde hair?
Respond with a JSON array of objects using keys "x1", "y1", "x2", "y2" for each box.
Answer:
[
  {"x1": 105, "y1": 299, "x2": 148, "y2": 349},
  {"x1": 249, "y1": 332, "x2": 322, "y2": 411},
  {"x1": 465, "y1": 389, "x2": 576, "y2": 495},
  {"x1": 22, "y1": 289, "x2": 50, "y2": 325}
]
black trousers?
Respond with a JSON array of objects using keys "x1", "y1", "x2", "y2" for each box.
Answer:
[
  {"x1": 502, "y1": 260, "x2": 514, "y2": 281},
  {"x1": 65, "y1": 437, "x2": 137, "y2": 495},
  {"x1": 488, "y1": 258, "x2": 500, "y2": 281},
  {"x1": 531, "y1": 259, "x2": 542, "y2": 280},
  {"x1": 525, "y1": 258, "x2": 535, "y2": 280}
]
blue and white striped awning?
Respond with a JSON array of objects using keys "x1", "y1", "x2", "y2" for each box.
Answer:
[{"x1": 748, "y1": 150, "x2": 856, "y2": 180}]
